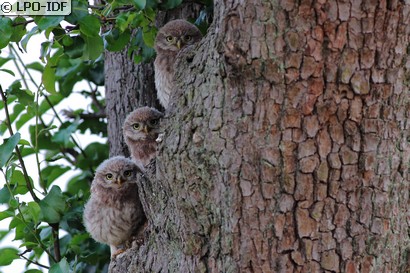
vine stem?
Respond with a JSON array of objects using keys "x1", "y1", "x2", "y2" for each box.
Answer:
[{"x1": 0, "y1": 86, "x2": 39, "y2": 203}]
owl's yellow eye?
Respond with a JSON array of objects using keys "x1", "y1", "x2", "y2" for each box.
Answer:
[
  {"x1": 166, "y1": 36, "x2": 174, "y2": 42},
  {"x1": 133, "y1": 123, "x2": 141, "y2": 130},
  {"x1": 184, "y1": 35, "x2": 192, "y2": 41},
  {"x1": 124, "y1": 170, "x2": 132, "y2": 177},
  {"x1": 106, "y1": 173, "x2": 113, "y2": 180}
]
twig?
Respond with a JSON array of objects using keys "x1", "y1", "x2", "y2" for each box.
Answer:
[
  {"x1": 43, "y1": 95, "x2": 91, "y2": 161},
  {"x1": 12, "y1": 19, "x2": 35, "y2": 27},
  {"x1": 61, "y1": 109, "x2": 106, "y2": 119},
  {"x1": 50, "y1": 223, "x2": 61, "y2": 262},
  {"x1": 0, "y1": 86, "x2": 39, "y2": 202},
  {"x1": 19, "y1": 253, "x2": 50, "y2": 269},
  {"x1": 89, "y1": 4, "x2": 134, "y2": 11},
  {"x1": 88, "y1": 83, "x2": 105, "y2": 112}
]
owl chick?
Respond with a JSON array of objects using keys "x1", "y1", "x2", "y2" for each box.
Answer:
[
  {"x1": 83, "y1": 156, "x2": 146, "y2": 257},
  {"x1": 154, "y1": 19, "x2": 203, "y2": 109},
  {"x1": 123, "y1": 107, "x2": 164, "y2": 166}
]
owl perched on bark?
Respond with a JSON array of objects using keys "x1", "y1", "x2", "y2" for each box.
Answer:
[
  {"x1": 154, "y1": 19, "x2": 203, "y2": 109},
  {"x1": 123, "y1": 107, "x2": 164, "y2": 166},
  {"x1": 83, "y1": 156, "x2": 146, "y2": 257}
]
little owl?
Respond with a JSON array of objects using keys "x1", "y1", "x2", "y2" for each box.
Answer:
[
  {"x1": 154, "y1": 19, "x2": 203, "y2": 109},
  {"x1": 83, "y1": 156, "x2": 146, "y2": 257},
  {"x1": 123, "y1": 107, "x2": 164, "y2": 166}
]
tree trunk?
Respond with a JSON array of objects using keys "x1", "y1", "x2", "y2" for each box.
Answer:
[{"x1": 107, "y1": 1, "x2": 410, "y2": 272}]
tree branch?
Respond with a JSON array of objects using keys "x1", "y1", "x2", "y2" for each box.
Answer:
[
  {"x1": 50, "y1": 223, "x2": 61, "y2": 262},
  {"x1": 0, "y1": 86, "x2": 39, "y2": 202},
  {"x1": 19, "y1": 253, "x2": 50, "y2": 269},
  {"x1": 61, "y1": 109, "x2": 106, "y2": 120},
  {"x1": 89, "y1": 84, "x2": 105, "y2": 113}
]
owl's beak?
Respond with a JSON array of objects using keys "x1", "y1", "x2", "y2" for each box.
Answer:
[
  {"x1": 142, "y1": 125, "x2": 149, "y2": 134},
  {"x1": 176, "y1": 39, "x2": 181, "y2": 49},
  {"x1": 116, "y1": 178, "x2": 125, "y2": 186}
]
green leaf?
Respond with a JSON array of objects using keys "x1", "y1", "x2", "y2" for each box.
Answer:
[
  {"x1": 34, "y1": 16, "x2": 64, "y2": 31},
  {"x1": 132, "y1": 0, "x2": 146, "y2": 9},
  {"x1": 9, "y1": 198, "x2": 19, "y2": 209},
  {"x1": 0, "y1": 103, "x2": 25, "y2": 135},
  {"x1": 16, "y1": 112, "x2": 35, "y2": 130},
  {"x1": 0, "y1": 17, "x2": 13, "y2": 49},
  {"x1": 10, "y1": 169, "x2": 31, "y2": 195},
  {"x1": 39, "y1": 226, "x2": 52, "y2": 241},
  {"x1": 0, "y1": 69, "x2": 15, "y2": 76},
  {"x1": 104, "y1": 28, "x2": 131, "y2": 52},
  {"x1": 65, "y1": 0, "x2": 88, "y2": 24},
  {"x1": 21, "y1": 201, "x2": 41, "y2": 224},
  {"x1": 40, "y1": 41, "x2": 52, "y2": 62},
  {"x1": 41, "y1": 165, "x2": 70, "y2": 189},
  {"x1": 0, "y1": 187, "x2": 11, "y2": 204},
  {"x1": 77, "y1": 142, "x2": 108, "y2": 170},
  {"x1": 116, "y1": 12, "x2": 137, "y2": 32},
  {"x1": 64, "y1": 36, "x2": 85, "y2": 58},
  {"x1": 49, "y1": 257, "x2": 70, "y2": 273},
  {"x1": 26, "y1": 62, "x2": 44, "y2": 72},
  {"x1": 79, "y1": 15, "x2": 101, "y2": 37},
  {"x1": 0, "y1": 210, "x2": 14, "y2": 221},
  {"x1": 83, "y1": 35, "x2": 104, "y2": 60},
  {"x1": 142, "y1": 26, "x2": 156, "y2": 47},
  {"x1": 81, "y1": 60, "x2": 104, "y2": 85},
  {"x1": 42, "y1": 63, "x2": 57, "y2": 94},
  {"x1": 9, "y1": 216, "x2": 31, "y2": 240},
  {"x1": 0, "y1": 248, "x2": 18, "y2": 266},
  {"x1": 8, "y1": 86, "x2": 34, "y2": 106},
  {"x1": 131, "y1": 29, "x2": 155, "y2": 63},
  {"x1": 21, "y1": 26, "x2": 39, "y2": 52},
  {"x1": 10, "y1": 17, "x2": 27, "y2": 42},
  {"x1": 29, "y1": 124, "x2": 60, "y2": 152},
  {"x1": 0, "y1": 56, "x2": 14, "y2": 68},
  {"x1": 18, "y1": 139, "x2": 30, "y2": 146},
  {"x1": 0, "y1": 133, "x2": 20, "y2": 168},
  {"x1": 66, "y1": 171, "x2": 91, "y2": 196},
  {"x1": 51, "y1": 121, "x2": 79, "y2": 146},
  {"x1": 0, "y1": 230, "x2": 10, "y2": 241},
  {"x1": 161, "y1": 0, "x2": 182, "y2": 9},
  {"x1": 39, "y1": 185, "x2": 66, "y2": 223}
]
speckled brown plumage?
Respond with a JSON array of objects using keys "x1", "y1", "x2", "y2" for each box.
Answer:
[
  {"x1": 83, "y1": 156, "x2": 146, "y2": 257},
  {"x1": 154, "y1": 19, "x2": 203, "y2": 109},
  {"x1": 123, "y1": 107, "x2": 163, "y2": 166}
]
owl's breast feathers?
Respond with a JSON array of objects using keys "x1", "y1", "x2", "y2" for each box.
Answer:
[
  {"x1": 127, "y1": 138, "x2": 157, "y2": 166},
  {"x1": 154, "y1": 53, "x2": 178, "y2": 108},
  {"x1": 84, "y1": 183, "x2": 143, "y2": 245}
]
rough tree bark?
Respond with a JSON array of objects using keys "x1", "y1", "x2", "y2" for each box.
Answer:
[{"x1": 107, "y1": 1, "x2": 410, "y2": 272}]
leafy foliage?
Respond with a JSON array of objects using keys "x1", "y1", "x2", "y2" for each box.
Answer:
[{"x1": 0, "y1": 0, "x2": 212, "y2": 272}]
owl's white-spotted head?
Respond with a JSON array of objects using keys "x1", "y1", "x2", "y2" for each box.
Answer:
[
  {"x1": 123, "y1": 107, "x2": 164, "y2": 142},
  {"x1": 93, "y1": 156, "x2": 140, "y2": 190},
  {"x1": 155, "y1": 19, "x2": 203, "y2": 53}
]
